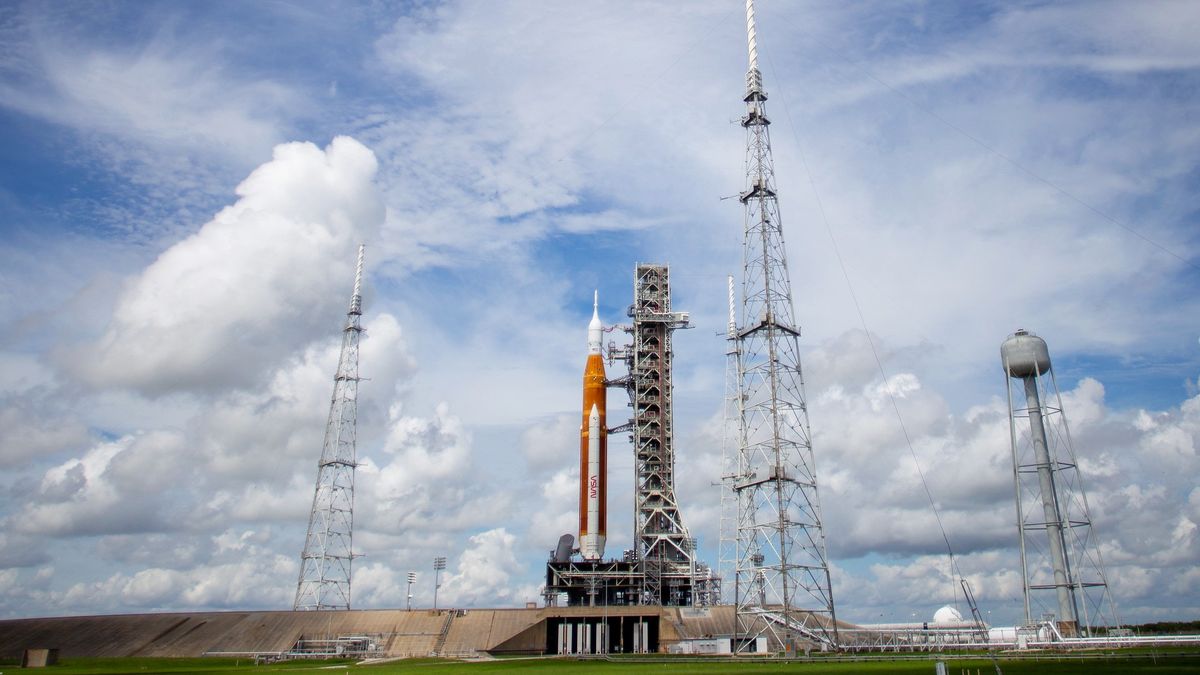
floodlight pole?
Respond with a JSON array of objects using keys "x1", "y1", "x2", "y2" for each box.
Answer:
[
  {"x1": 406, "y1": 571, "x2": 416, "y2": 611},
  {"x1": 433, "y1": 556, "x2": 447, "y2": 610}
]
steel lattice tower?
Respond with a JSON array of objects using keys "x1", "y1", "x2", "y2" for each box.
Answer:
[
  {"x1": 611, "y1": 264, "x2": 719, "y2": 605},
  {"x1": 730, "y1": 0, "x2": 838, "y2": 650},
  {"x1": 294, "y1": 245, "x2": 365, "y2": 611},
  {"x1": 718, "y1": 275, "x2": 742, "y2": 602},
  {"x1": 1002, "y1": 329, "x2": 1119, "y2": 636}
]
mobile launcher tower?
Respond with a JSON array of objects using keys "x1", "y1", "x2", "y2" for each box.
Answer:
[
  {"x1": 546, "y1": 264, "x2": 720, "y2": 607},
  {"x1": 1002, "y1": 329, "x2": 1119, "y2": 637}
]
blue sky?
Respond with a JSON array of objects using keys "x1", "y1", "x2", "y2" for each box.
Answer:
[{"x1": 0, "y1": 0, "x2": 1198, "y2": 627}]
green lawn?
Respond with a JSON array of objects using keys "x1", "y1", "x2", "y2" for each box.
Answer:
[{"x1": 4, "y1": 654, "x2": 1198, "y2": 675}]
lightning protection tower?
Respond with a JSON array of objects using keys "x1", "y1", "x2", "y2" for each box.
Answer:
[
  {"x1": 1002, "y1": 329, "x2": 1119, "y2": 637},
  {"x1": 729, "y1": 0, "x2": 838, "y2": 651},
  {"x1": 294, "y1": 245, "x2": 366, "y2": 611},
  {"x1": 718, "y1": 275, "x2": 741, "y2": 601}
]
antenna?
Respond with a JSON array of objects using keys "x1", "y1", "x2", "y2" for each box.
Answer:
[
  {"x1": 727, "y1": 275, "x2": 737, "y2": 338},
  {"x1": 350, "y1": 244, "x2": 365, "y2": 315}
]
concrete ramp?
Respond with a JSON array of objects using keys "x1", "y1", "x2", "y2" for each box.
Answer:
[{"x1": 0, "y1": 606, "x2": 756, "y2": 658}]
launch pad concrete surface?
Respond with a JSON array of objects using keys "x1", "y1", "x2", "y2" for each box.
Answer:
[{"x1": 0, "y1": 605, "x2": 738, "y2": 659}]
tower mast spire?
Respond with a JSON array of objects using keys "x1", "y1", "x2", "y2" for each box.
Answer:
[
  {"x1": 745, "y1": 0, "x2": 762, "y2": 94},
  {"x1": 730, "y1": 0, "x2": 838, "y2": 650},
  {"x1": 295, "y1": 244, "x2": 366, "y2": 611}
]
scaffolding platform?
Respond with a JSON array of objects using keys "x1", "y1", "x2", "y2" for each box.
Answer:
[{"x1": 545, "y1": 558, "x2": 706, "y2": 607}]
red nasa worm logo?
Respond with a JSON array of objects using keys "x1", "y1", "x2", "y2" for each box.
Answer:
[{"x1": 589, "y1": 475, "x2": 599, "y2": 499}]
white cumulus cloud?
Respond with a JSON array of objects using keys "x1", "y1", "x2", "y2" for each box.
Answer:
[{"x1": 64, "y1": 136, "x2": 384, "y2": 395}]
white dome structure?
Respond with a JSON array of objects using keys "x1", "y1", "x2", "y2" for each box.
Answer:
[{"x1": 933, "y1": 605, "x2": 964, "y2": 624}]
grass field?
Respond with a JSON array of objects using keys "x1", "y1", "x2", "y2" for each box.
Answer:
[{"x1": 3, "y1": 653, "x2": 1199, "y2": 675}]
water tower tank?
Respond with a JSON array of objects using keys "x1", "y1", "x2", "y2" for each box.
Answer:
[{"x1": 1001, "y1": 329, "x2": 1051, "y2": 378}]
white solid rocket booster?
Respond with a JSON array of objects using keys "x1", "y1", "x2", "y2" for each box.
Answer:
[{"x1": 584, "y1": 404, "x2": 603, "y2": 558}]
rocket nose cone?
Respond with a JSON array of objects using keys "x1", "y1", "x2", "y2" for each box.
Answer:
[
  {"x1": 589, "y1": 290, "x2": 602, "y2": 330},
  {"x1": 588, "y1": 290, "x2": 603, "y2": 353}
]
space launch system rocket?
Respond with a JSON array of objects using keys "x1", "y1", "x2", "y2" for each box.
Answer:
[{"x1": 578, "y1": 291, "x2": 607, "y2": 560}]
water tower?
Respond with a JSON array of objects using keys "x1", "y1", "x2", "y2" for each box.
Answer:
[{"x1": 1001, "y1": 329, "x2": 1119, "y2": 636}]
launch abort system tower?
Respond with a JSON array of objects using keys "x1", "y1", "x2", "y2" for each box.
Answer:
[
  {"x1": 726, "y1": 0, "x2": 838, "y2": 650},
  {"x1": 294, "y1": 246, "x2": 365, "y2": 611},
  {"x1": 1002, "y1": 329, "x2": 1119, "y2": 636}
]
